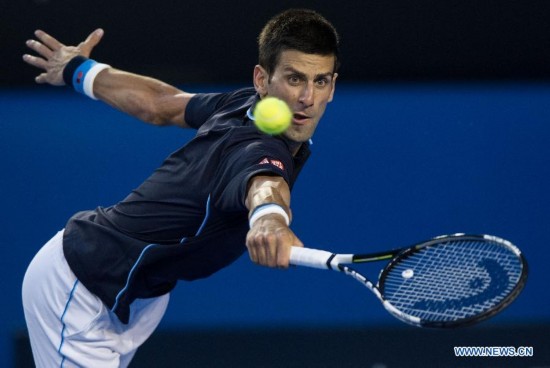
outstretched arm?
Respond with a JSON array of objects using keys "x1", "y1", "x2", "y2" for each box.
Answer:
[
  {"x1": 245, "y1": 175, "x2": 304, "y2": 268},
  {"x1": 23, "y1": 29, "x2": 194, "y2": 127}
]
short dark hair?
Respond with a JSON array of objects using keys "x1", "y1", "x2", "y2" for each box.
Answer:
[{"x1": 258, "y1": 9, "x2": 340, "y2": 77}]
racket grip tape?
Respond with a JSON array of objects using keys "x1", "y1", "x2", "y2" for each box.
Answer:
[{"x1": 289, "y1": 247, "x2": 336, "y2": 269}]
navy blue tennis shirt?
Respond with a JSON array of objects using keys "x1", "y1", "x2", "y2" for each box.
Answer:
[{"x1": 62, "y1": 87, "x2": 310, "y2": 323}]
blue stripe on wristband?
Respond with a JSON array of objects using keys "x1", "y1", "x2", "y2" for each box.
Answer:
[
  {"x1": 250, "y1": 202, "x2": 279, "y2": 214},
  {"x1": 249, "y1": 203, "x2": 290, "y2": 228},
  {"x1": 72, "y1": 59, "x2": 98, "y2": 95}
]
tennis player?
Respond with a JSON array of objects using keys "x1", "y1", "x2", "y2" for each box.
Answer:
[{"x1": 22, "y1": 8, "x2": 339, "y2": 367}]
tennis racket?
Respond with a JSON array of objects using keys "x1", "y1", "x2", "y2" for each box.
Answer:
[{"x1": 290, "y1": 233, "x2": 527, "y2": 328}]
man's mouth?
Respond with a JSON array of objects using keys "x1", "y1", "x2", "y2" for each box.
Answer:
[{"x1": 292, "y1": 112, "x2": 310, "y2": 125}]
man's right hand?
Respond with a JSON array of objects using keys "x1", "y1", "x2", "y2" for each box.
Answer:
[{"x1": 23, "y1": 29, "x2": 105, "y2": 86}]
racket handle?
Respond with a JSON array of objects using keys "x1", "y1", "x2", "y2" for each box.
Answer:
[
  {"x1": 290, "y1": 246, "x2": 352, "y2": 270},
  {"x1": 290, "y1": 247, "x2": 333, "y2": 269}
]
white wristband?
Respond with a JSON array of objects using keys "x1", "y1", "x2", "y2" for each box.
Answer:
[
  {"x1": 83, "y1": 63, "x2": 110, "y2": 100},
  {"x1": 249, "y1": 203, "x2": 290, "y2": 228}
]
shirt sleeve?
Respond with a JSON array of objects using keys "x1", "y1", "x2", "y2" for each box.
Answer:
[
  {"x1": 211, "y1": 133, "x2": 294, "y2": 212},
  {"x1": 184, "y1": 88, "x2": 256, "y2": 130},
  {"x1": 185, "y1": 93, "x2": 227, "y2": 129}
]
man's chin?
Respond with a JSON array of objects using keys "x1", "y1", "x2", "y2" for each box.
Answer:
[
  {"x1": 282, "y1": 134, "x2": 309, "y2": 145},
  {"x1": 282, "y1": 126, "x2": 313, "y2": 143}
]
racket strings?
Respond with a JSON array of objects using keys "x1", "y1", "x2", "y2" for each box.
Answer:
[{"x1": 381, "y1": 239, "x2": 524, "y2": 323}]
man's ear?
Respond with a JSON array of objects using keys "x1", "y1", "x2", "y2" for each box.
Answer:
[
  {"x1": 253, "y1": 65, "x2": 268, "y2": 97},
  {"x1": 328, "y1": 73, "x2": 338, "y2": 102}
]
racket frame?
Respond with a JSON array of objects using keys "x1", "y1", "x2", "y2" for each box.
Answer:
[
  {"x1": 290, "y1": 233, "x2": 528, "y2": 328},
  {"x1": 376, "y1": 234, "x2": 528, "y2": 327}
]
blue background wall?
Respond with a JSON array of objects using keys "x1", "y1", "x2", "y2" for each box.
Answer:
[
  {"x1": 3, "y1": 1, "x2": 550, "y2": 365},
  {"x1": 2, "y1": 82, "x2": 549, "y2": 365}
]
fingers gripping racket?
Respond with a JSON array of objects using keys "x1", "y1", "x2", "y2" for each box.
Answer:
[{"x1": 290, "y1": 234, "x2": 527, "y2": 328}]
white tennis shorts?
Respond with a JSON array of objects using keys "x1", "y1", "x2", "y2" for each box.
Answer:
[{"x1": 22, "y1": 230, "x2": 170, "y2": 367}]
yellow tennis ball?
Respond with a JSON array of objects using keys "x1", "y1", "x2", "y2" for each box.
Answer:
[{"x1": 253, "y1": 97, "x2": 292, "y2": 135}]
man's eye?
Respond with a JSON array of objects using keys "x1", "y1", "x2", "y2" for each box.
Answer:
[
  {"x1": 316, "y1": 78, "x2": 329, "y2": 87},
  {"x1": 288, "y1": 76, "x2": 301, "y2": 84}
]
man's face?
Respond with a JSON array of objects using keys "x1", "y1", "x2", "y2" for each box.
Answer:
[{"x1": 254, "y1": 50, "x2": 338, "y2": 143}]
